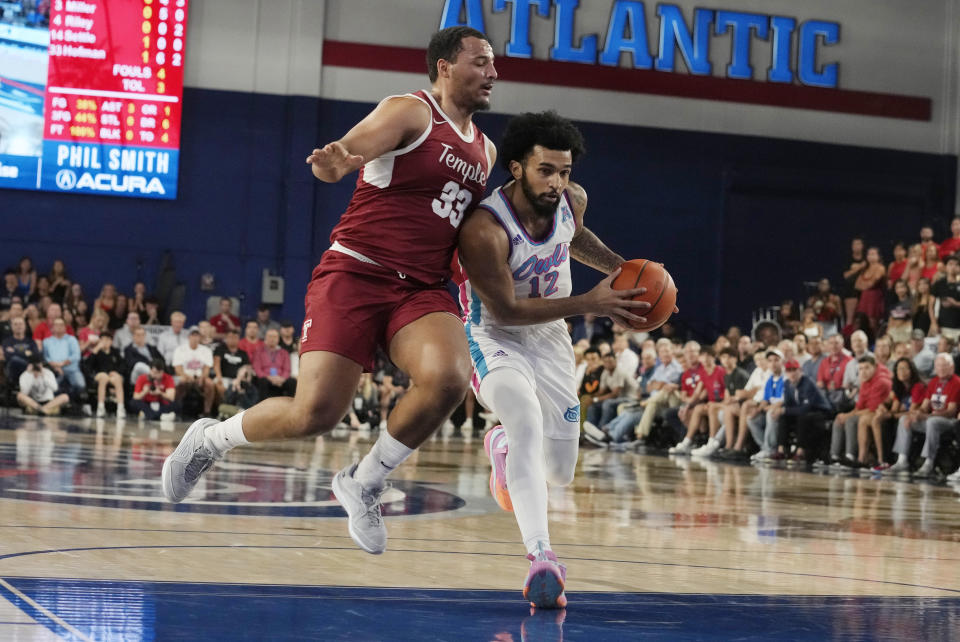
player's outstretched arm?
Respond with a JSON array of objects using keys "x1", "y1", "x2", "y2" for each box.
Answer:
[
  {"x1": 305, "y1": 95, "x2": 431, "y2": 183},
  {"x1": 459, "y1": 210, "x2": 651, "y2": 327},
  {"x1": 566, "y1": 182, "x2": 624, "y2": 273}
]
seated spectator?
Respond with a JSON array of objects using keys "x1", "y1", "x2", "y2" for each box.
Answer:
[
  {"x1": 855, "y1": 247, "x2": 886, "y2": 332},
  {"x1": 940, "y1": 216, "x2": 960, "y2": 259},
  {"x1": 807, "y1": 279, "x2": 842, "y2": 327},
  {"x1": 777, "y1": 300, "x2": 800, "y2": 337},
  {"x1": 780, "y1": 358, "x2": 832, "y2": 463},
  {"x1": 1, "y1": 270, "x2": 19, "y2": 312},
  {"x1": 112, "y1": 311, "x2": 143, "y2": 352},
  {"x1": 209, "y1": 297, "x2": 240, "y2": 339},
  {"x1": 15, "y1": 256, "x2": 36, "y2": 300},
  {"x1": 841, "y1": 330, "x2": 875, "y2": 408},
  {"x1": 930, "y1": 255, "x2": 960, "y2": 341},
  {"x1": 830, "y1": 354, "x2": 891, "y2": 467},
  {"x1": 78, "y1": 309, "x2": 109, "y2": 357},
  {"x1": 29, "y1": 276, "x2": 52, "y2": 308},
  {"x1": 793, "y1": 333, "x2": 811, "y2": 366},
  {"x1": 141, "y1": 296, "x2": 162, "y2": 326},
  {"x1": 746, "y1": 349, "x2": 787, "y2": 461},
  {"x1": 887, "y1": 243, "x2": 908, "y2": 289},
  {"x1": 3, "y1": 316, "x2": 37, "y2": 382},
  {"x1": 278, "y1": 322, "x2": 298, "y2": 353},
  {"x1": 910, "y1": 328, "x2": 936, "y2": 379},
  {"x1": 345, "y1": 372, "x2": 379, "y2": 429},
  {"x1": 921, "y1": 243, "x2": 943, "y2": 283},
  {"x1": 213, "y1": 329, "x2": 250, "y2": 394},
  {"x1": 920, "y1": 224, "x2": 940, "y2": 262},
  {"x1": 197, "y1": 320, "x2": 220, "y2": 352},
  {"x1": 63, "y1": 282, "x2": 85, "y2": 319},
  {"x1": 0, "y1": 300, "x2": 23, "y2": 341},
  {"x1": 238, "y1": 320, "x2": 263, "y2": 358},
  {"x1": 888, "y1": 352, "x2": 959, "y2": 476},
  {"x1": 817, "y1": 334, "x2": 852, "y2": 409},
  {"x1": 377, "y1": 361, "x2": 411, "y2": 429},
  {"x1": 871, "y1": 358, "x2": 926, "y2": 473},
  {"x1": 636, "y1": 347, "x2": 658, "y2": 399},
  {"x1": 874, "y1": 335, "x2": 894, "y2": 370},
  {"x1": 87, "y1": 331, "x2": 126, "y2": 418},
  {"x1": 905, "y1": 243, "x2": 924, "y2": 292},
  {"x1": 252, "y1": 328, "x2": 296, "y2": 399},
  {"x1": 736, "y1": 335, "x2": 755, "y2": 373},
  {"x1": 47, "y1": 259, "x2": 69, "y2": 304},
  {"x1": 130, "y1": 282, "x2": 148, "y2": 321},
  {"x1": 670, "y1": 346, "x2": 726, "y2": 455},
  {"x1": 887, "y1": 280, "x2": 914, "y2": 343},
  {"x1": 913, "y1": 277, "x2": 934, "y2": 336},
  {"x1": 132, "y1": 358, "x2": 179, "y2": 421},
  {"x1": 583, "y1": 352, "x2": 636, "y2": 441},
  {"x1": 631, "y1": 341, "x2": 684, "y2": 443},
  {"x1": 173, "y1": 329, "x2": 216, "y2": 416},
  {"x1": 93, "y1": 283, "x2": 117, "y2": 318},
  {"x1": 32, "y1": 302, "x2": 74, "y2": 348},
  {"x1": 124, "y1": 326, "x2": 164, "y2": 384},
  {"x1": 612, "y1": 333, "x2": 639, "y2": 378},
  {"x1": 42, "y1": 318, "x2": 85, "y2": 395},
  {"x1": 219, "y1": 365, "x2": 260, "y2": 419},
  {"x1": 17, "y1": 354, "x2": 69, "y2": 415},
  {"x1": 157, "y1": 311, "x2": 189, "y2": 365},
  {"x1": 799, "y1": 308, "x2": 823, "y2": 340},
  {"x1": 255, "y1": 304, "x2": 281, "y2": 339},
  {"x1": 23, "y1": 304, "x2": 40, "y2": 335},
  {"x1": 662, "y1": 342, "x2": 706, "y2": 452},
  {"x1": 109, "y1": 294, "x2": 128, "y2": 331}
]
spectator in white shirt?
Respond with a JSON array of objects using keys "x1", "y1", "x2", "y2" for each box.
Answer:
[
  {"x1": 112, "y1": 311, "x2": 144, "y2": 353},
  {"x1": 613, "y1": 333, "x2": 639, "y2": 379},
  {"x1": 157, "y1": 311, "x2": 189, "y2": 366},
  {"x1": 172, "y1": 328, "x2": 216, "y2": 416},
  {"x1": 17, "y1": 355, "x2": 70, "y2": 415}
]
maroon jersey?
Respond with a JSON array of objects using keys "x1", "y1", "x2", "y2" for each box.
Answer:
[{"x1": 324, "y1": 90, "x2": 492, "y2": 285}]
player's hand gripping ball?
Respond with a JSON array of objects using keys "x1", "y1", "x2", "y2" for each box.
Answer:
[{"x1": 612, "y1": 259, "x2": 677, "y2": 331}]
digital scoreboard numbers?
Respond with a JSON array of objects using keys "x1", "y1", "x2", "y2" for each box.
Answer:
[{"x1": 0, "y1": 0, "x2": 188, "y2": 199}]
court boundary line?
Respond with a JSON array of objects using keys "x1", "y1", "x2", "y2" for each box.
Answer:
[
  {"x1": 0, "y1": 577, "x2": 92, "y2": 641},
  {"x1": 1, "y1": 544, "x2": 959, "y2": 596},
  {"x1": 0, "y1": 524, "x2": 957, "y2": 562}
]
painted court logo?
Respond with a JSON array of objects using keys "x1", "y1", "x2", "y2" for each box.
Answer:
[{"x1": 564, "y1": 406, "x2": 580, "y2": 422}]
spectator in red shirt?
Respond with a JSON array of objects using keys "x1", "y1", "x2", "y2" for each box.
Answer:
[
  {"x1": 32, "y1": 302, "x2": 74, "y2": 349},
  {"x1": 238, "y1": 320, "x2": 262, "y2": 358},
  {"x1": 132, "y1": 358, "x2": 179, "y2": 421},
  {"x1": 871, "y1": 357, "x2": 925, "y2": 472},
  {"x1": 837, "y1": 355, "x2": 893, "y2": 467},
  {"x1": 817, "y1": 335, "x2": 851, "y2": 397},
  {"x1": 672, "y1": 346, "x2": 726, "y2": 453},
  {"x1": 941, "y1": 217, "x2": 960, "y2": 259},
  {"x1": 888, "y1": 353, "x2": 960, "y2": 476},
  {"x1": 209, "y1": 297, "x2": 241, "y2": 339},
  {"x1": 252, "y1": 328, "x2": 296, "y2": 398},
  {"x1": 887, "y1": 243, "x2": 908, "y2": 289},
  {"x1": 666, "y1": 341, "x2": 706, "y2": 454},
  {"x1": 921, "y1": 243, "x2": 943, "y2": 283}
]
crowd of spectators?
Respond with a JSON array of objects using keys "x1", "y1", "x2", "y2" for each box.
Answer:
[{"x1": 575, "y1": 219, "x2": 960, "y2": 484}]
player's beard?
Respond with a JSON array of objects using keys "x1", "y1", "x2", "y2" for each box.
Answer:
[{"x1": 520, "y1": 170, "x2": 560, "y2": 218}]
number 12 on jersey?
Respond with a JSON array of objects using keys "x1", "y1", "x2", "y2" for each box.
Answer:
[
  {"x1": 432, "y1": 180, "x2": 472, "y2": 228},
  {"x1": 528, "y1": 271, "x2": 560, "y2": 298}
]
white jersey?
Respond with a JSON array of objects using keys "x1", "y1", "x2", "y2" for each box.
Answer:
[
  {"x1": 459, "y1": 183, "x2": 582, "y2": 439},
  {"x1": 458, "y1": 183, "x2": 578, "y2": 332}
]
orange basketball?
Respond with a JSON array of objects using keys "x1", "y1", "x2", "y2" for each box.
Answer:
[{"x1": 612, "y1": 259, "x2": 677, "y2": 331}]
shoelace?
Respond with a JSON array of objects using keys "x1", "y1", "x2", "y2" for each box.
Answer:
[
  {"x1": 184, "y1": 445, "x2": 216, "y2": 484},
  {"x1": 360, "y1": 485, "x2": 389, "y2": 527}
]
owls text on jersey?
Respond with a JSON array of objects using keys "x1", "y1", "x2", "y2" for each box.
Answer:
[{"x1": 459, "y1": 183, "x2": 579, "y2": 332}]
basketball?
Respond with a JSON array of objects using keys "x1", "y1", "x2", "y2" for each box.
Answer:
[{"x1": 612, "y1": 259, "x2": 677, "y2": 331}]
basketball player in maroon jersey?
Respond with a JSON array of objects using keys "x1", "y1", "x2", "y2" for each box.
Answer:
[{"x1": 162, "y1": 27, "x2": 499, "y2": 554}]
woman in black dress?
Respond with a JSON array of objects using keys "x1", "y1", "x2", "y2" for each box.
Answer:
[{"x1": 841, "y1": 237, "x2": 867, "y2": 325}]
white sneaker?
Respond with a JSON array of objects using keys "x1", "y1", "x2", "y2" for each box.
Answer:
[
  {"x1": 582, "y1": 422, "x2": 607, "y2": 443},
  {"x1": 462, "y1": 417, "x2": 473, "y2": 431},
  {"x1": 116, "y1": 405, "x2": 126, "y2": 419},
  {"x1": 692, "y1": 439, "x2": 719, "y2": 458},
  {"x1": 669, "y1": 440, "x2": 693, "y2": 455},
  {"x1": 947, "y1": 468, "x2": 960, "y2": 483},
  {"x1": 885, "y1": 460, "x2": 910, "y2": 475},
  {"x1": 160, "y1": 411, "x2": 176, "y2": 422},
  {"x1": 750, "y1": 449, "x2": 771, "y2": 462},
  {"x1": 914, "y1": 461, "x2": 935, "y2": 478},
  {"x1": 161, "y1": 418, "x2": 221, "y2": 503},
  {"x1": 331, "y1": 463, "x2": 388, "y2": 555},
  {"x1": 96, "y1": 404, "x2": 106, "y2": 418}
]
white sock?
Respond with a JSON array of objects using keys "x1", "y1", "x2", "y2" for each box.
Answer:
[
  {"x1": 479, "y1": 368, "x2": 550, "y2": 554},
  {"x1": 897, "y1": 453, "x2": 908, "y2": 464},
  {"x1": 354, "y1": 429, "x2": 415, "y2": 491},
  {"x1": 206, "y1": 410, "x2": 249, "y2": 456},
  {"x1": 681, "y1": 437, "x2": 691, "y2": 446},
  {"x1": 526, "y1": 537, "x2": 552, "y2": 557}
]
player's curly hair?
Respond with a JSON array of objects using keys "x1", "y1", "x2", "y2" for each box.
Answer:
[
  {"x1": 426, "y1": 26, "x2": 488, "y2": 83},
  {"x1": 499, "y1": 111, "x2": 586, "y2": 171}
]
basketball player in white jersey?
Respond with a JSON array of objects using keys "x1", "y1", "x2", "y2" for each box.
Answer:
[{"x1": 457, "y1": 111, "x2": 654, "y2": 608}]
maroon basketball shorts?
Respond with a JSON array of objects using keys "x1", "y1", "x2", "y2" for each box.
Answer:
[{"x1": 299, "y1": 266, "x2": 459, "y2": 371}]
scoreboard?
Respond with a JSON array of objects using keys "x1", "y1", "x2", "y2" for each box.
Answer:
[{"x1": 0, "y1": 0, "x2": 189, "y2": 199}]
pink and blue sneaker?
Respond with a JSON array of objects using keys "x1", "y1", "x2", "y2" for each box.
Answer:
[
  {"x1": 523, "y1": 544, "x2": 567, "y2": 609},
  {"x1": 483, "y1": 425, "x2": 512, "y2": 512}
]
